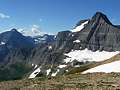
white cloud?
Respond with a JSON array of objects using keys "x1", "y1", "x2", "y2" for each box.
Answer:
[
  {"x1": 0, "y1": 13, "x2": 10, "y2": 19},
  {"x1": 17, "y1": 24, "x2": 45, "y2": 37},
  {"x1": 0, "y1": 24, "x2": 55, "y2": 36},
  {"x1": 31, "y1": 25, "x2": 40, "y2": 32}
]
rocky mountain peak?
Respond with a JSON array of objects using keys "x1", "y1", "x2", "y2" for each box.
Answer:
[
  {"x1": 11, "y1": 28, "x2": 18, "y2": 32},
  {"x1": 91, "y1": 12, "x2": 112, "y2": 25}
]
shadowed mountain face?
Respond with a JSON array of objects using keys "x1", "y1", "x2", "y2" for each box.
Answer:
[
  {"x1": 76, "y1": 12, "x2": 120, "y2": 51},
  {"x1": 0, "y1": 29, "x2": 35, "y2": 63},
  {"x1": 0, "y1": 29, "x2": 35, "y2": 80},
  {"x1": 0, "y1": 12, "x2": 120, "y2": 80},
  {"x1": 0, "y1": 29, "x2": 55, "y2": 63},
  {"x1": 0, "y1": 29, "x2": 34, "y2": 48},
  {"x1": 0, "y1": 28, "x2": 55, "y2": 80}
]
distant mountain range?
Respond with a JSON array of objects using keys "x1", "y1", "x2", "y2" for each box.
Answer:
[
  {"x1": 0, "y1": 12, "x2": 120, "y2": 80},
  {"x1": 0, "y1": 28, "x2": 55, "y2": 80}
]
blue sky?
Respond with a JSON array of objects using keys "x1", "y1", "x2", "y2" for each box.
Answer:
[{"x1": 0, "y1": 0, "x2": 120, "y2": 34}]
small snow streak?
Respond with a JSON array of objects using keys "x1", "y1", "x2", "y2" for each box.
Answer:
[
  {"x1": 46, "y1": 69, "x2": 51, "y2": 75},
  {"x1": 72, "y1": 21, "x2": 88, "y2": 32},
  {"x1": 29, "y1": 67, "x2": 41, "y2": 79},
  {"x1": 51, "y1": 69, "x2": 60, "y2": 77},
  {"x1": 73, "y1": 40, "x2": 80, "y2": 43},
  {"x1": 0, "y1": 42, "x2": 5, "y2": 45},
  {"x1": 58, "y1": 65, "x2": 67, "y2": 68},
  {"x1": 48, "y1": 46, "x2": 52, "y2": 50}
]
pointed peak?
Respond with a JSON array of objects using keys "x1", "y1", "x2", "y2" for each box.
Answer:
[
  {"x1": 95, "y1": 12, "x2": 105, "y2": 16},
  {"x1": 93, "y1": 12, "x2": 109, "y2": 20},
  {"x1": 11, "y1": 28, "x2": 18, "y2": 32},
  {"x1": 92, "y1": 12, "x2": 107, "y2": 19},
  {"x1": 10, "y1": 28, "x2": 23, "y2": 36},
  {"x1": 92, "y1": 12, "x2": 112, "y2": 25}
]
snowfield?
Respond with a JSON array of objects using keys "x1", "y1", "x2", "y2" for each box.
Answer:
[
  {"x1": 82, "y1": 60, "x2": 120, "y2": 74},
  {"x1": 64, "y1": 49, "x2": 119, "y2": 63},
  {"x1": 71, "y1": 21, "x2": 88, "y2": 32}
]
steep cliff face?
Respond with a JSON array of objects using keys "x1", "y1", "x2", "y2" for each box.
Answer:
[{"x1": 76, "y1": 12, "x2": 120, "y2": 51}]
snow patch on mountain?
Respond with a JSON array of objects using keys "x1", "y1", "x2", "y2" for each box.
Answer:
[
  {"x1": 71, "y1": 21, "x2": 88, "y2": 32},
  {"x1": 51, "y1": 69, "x2": 60, "y2": 77},
  {"x1": 74, "y1": 65, "x2": 80, "y2": 67},
  {"x1": 29, "y1": 67, "x2": 41, "y2": 79},
  {"x1": 46, "y1": 69, "x2": 51, "y2": 75},
  {"x1": 58, "y1": 65, "x2": 67, "y2": 68},
  {"x1": 0, "y1": 42, "x2": 5, "y2": 45},
  {"x1": 32, "y1": 64, "x2": 34, "y2": 66},
  {"x1": 64, "y1": 49, "x2": 119, "y2": 63},
  {"x1": 31, "y1": 64, "x2": 38, "y2": 69},
  {"x1": 72, "y1": 34, "x2": 74, "y2": 37},
  {"x1": 34, "y1": 65, "x2": 38, "y2": 69},
  {"x1": 66, "y1": 70, "x2": 68, "y2": 72},
  {"x1": 82, "y1": 60, "x2": 120, "y2": 74},
  {"x1": 48, "y1": 46, "x2": 52, "y2": 50},
  {"x1": 73, "y1": 40, "x2": 81, "y2": 43}
]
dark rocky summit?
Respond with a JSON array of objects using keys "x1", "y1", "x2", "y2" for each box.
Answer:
[{"x1": 77, "y1": 12, "x2": 120, "y2": 51}]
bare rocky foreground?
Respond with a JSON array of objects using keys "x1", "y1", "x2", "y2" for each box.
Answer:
[{"x1": 0, "y1": 73, "x2": 120, "y2": 90}]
